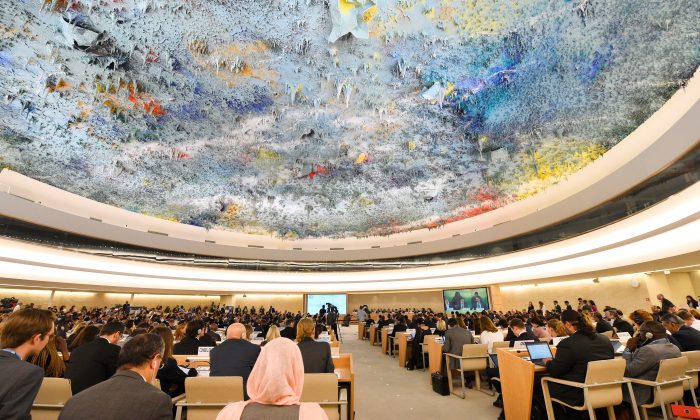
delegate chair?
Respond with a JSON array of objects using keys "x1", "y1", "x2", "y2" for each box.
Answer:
[
  {"x1": 626, "y1": 356, "x2": 690, "y2": 420},
  {"x1": 420, "y1": 334, "x2": 437, "y2": 372},
  {"x1": 491, "y1": 341, "x2": 510, "y2": 352},
  {"x1": 175, "y1": 376, "x2": 244, "y2": 420},
  {"x1": 682, "y1": 351, "x2": 700, "y2": 406},
  {"x1": 445, "y1": 343, "x2": 489, "y2": 398},
  {"x1": 300, "y1": 373, "x2": 348, "y2": 420},
  {"x1": 31, "y1": 378, "x2": 72, "y2": 420},
  {"x1": 542, "y1": 358, "x2": 640, "y2": 420}
]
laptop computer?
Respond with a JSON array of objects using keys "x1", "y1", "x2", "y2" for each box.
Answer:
[
  {"x1": 611, "y1": 340, "x2": 625, "y2": 354},
  {"x1": 525, "y1": 342, "x2": 553, "y2": 367},
  {"x1": 513, "y1": 340, "x2": 535, "y2": 349},
  {"x1": 616, "y1": 332, "x2": 632, "y2": 342}
]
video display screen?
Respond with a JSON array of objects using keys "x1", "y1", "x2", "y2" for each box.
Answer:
[
  {"x1": 306, "y1": 294, "x2": 347, "y2": 315},
  {"x1": 443, "y1": 287, "x2": 490, "y2": 313}
]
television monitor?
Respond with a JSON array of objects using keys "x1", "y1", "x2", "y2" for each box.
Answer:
[
  {"x1": 443, "y1": 287, "x2": 490, "y2": 314},
  {"x1": 305, "y1": 294, "x2": 347, "y2": 315}
]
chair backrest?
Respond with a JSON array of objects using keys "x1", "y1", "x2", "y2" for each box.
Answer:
[
  {"x1": 601, "y1": 330, "x2": 614, "y2": 338},
  {"x1": 421, "y1": 334, "x2": 436, "y2": 345},
  {"x1": 682, "y1": 351, "x2": 700, "y2": 389},
  {"x1": 583, "y1": 358, "x2": 626, "y2": 408},
  {"x1": 461, "y1": 344, "x2": 488, "y2": 371},
  {"x1": 651, "y1": 356, "x2": 689, "y2": 407},
  {"x1": 185, "y1": 376, "x2": 244, "y2": 420},
  {"x1": 300, "y1": 373, "x2": 339, "y2": 420},
  {"x1": 32, "y1": 378, "x2": 72, "y2": 420},
  {"x1": 491, "y1": 341, "x2": 510, "y2": 352}
]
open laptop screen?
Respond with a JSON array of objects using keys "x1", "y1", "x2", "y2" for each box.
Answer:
[{"x1": 526, "y1": 342, "x2": 553, "y2": 361}]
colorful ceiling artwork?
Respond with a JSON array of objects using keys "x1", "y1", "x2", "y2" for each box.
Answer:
[{"x1": 0, "y1": 1, "x2": 698, "y2": 239}]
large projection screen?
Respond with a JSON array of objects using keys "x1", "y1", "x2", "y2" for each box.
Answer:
[
  {"x1": 306, "y1": 294, "x2": 347, "y2": 315},
  {"x1": 443, "y1": 287, "x2": 490, "y2": 314}
]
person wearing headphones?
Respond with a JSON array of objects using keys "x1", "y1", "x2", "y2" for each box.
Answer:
[{"x1": 620, "y1": 321, "x2": 681, "y2": 413}]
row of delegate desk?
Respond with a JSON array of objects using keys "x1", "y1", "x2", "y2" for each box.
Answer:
[
  {"x1": 177, "y1": 348, "x2": 355, "y2": 420},
  {"x1": 363, "y1": 324, "x2": 599, "y2": 419}
]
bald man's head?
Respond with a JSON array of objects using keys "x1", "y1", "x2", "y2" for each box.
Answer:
[{"x1": 227, "y1": 323, "x2": 245, "y2": 339}]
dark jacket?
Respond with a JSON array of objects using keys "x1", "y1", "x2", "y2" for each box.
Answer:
[
  {"x1": 65, "y1": 337, "x2": 120, "y2": 394},
  {"x1": 59, "y1": 370, "x2": 171, "y2": 420},
  {"x1": 545, "y1": 332, "x2": 614, "y2": 406},
  {"x1": 0, "y1": 351, "x2": 44, "y2": 420},
  {"x1": 280, "y1": 326, "x2": 296, "y2": 340},
  {"x1": 671, "y1": 325, "x2": 700, "y2": 351},
  {"x1": 508, "y1": 330, "x2": 537, "y2": 347},
  {"x1": 156, "y1": 357, "x2": 191, "y2": 398},
  {"x1": 595, "y1": 320, "x2": 613, "y2": 334},
  {"x1": 613, "y1": 319, "x2": 635, "y2": 336},
  {"x1": 298, "y1": 337, "x2": 335, "y2": 374},
  {"x1": 173, "y1": 336, "x2": 201, "y2": 355},
  {"x1": 210, "y1": 339, "x2": 261, "y2": 400},
  {"x1": 391, "y1": 324, "x2": 407, "y2": 338}
]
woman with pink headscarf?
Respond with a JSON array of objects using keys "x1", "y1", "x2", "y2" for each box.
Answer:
[{"x1": 216, "y1": 338, "x2": 328, "y2": 420}]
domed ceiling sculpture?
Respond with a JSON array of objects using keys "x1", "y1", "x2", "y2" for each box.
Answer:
[{"x1": 0, "y1": 0, "x2": 698, "y2": 239}]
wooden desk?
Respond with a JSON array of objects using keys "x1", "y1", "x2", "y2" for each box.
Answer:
[
  {"x1": 397, "y1": 333, "x2": 412, "y2": 368},
  {"x1": 358, "y1": 323, "x2": 366, "y2": 340},
  {"x1": 334, "y1": 353, "x2": 355, "y2": 420},
  {"x1": 427, "y1": 336, "x2": 444, "y2": 383},
  {"x1": 369, "y1": 325, "x2": 378, "y2": 347},
  {"x1": 381, "y1": 328, "x2": 390, "y2": 355},
  {"x1": 497, "y1": 348, "x2": 552, "y2": 420}
]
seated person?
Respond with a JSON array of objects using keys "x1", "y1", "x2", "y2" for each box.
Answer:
[
  {"x1": 407, "y1": 317, "x2": 431, "y2": 370},
  {"x1": 296, "y1": 318, "x2": 334, "y2": 374},
  {"x1": 216, "y1": 338, "x2": 327, "y2": 420},
  {"x1": 541, "y1": 310, "x2": 613, "y2": 418},
  {"x1": 58, "y1": 334, "x2": 172, "y2": 420},
  {"x1": 29, "y1": 333, "x2": 66, "y2": 378},
  {"x1": 530, "y1": 317, "x2": 552, "y2": 343},
  {"x1": 507, "y1": 318, "x2": 537, "y2": 347},
  {"x1": 443, "y1": 318, "x2": 474, "y2": 384},
  {"x1": 280, "y1": 319, "x2": 296, "y2": 340},
  {"x1": 204, "y1": 323, "x2": 222, "y2": 343},
  {"x1": 390, "y1": 316, "x2": 408, "y2": 356},
  {"x1": 210, "y1": 323, "x2": 261, "y2": 400},
  {"x1": 0, "y1": 308, "x2": 55, "y2": 420},
  {"x1": 173, "y1": 320, "x2": 204, "y2": 355},
  {"x1": 608, "y1": 309, "x2": 635, "y2": 336},
  {"x1": 261, "y1": 325, "x2": 280, "y2": 346},
  {"x1": 65, "y1": 321, "x2": 125, "y2": 394},
  {"x1": 151, "y1": 326, "x2": 196, "y2": 398},
  {"x1": 593, "y1": 312, "x2": 613, "y2": 334},
  {"x1": 620, "y1": 321, "x2": 681, "y2": 412},
  {"x1": 546, "y1": 319, "x2": 569, "y2": 343},
  {"x1": 478, "y1": 316, "x2": 504, "y2": 353},
  {"x1": 677, "y1": 310, "x2": 700, "y2": 331},
  {"x1": 661, "y1": 313, "x2": 700, "y2": 351}
]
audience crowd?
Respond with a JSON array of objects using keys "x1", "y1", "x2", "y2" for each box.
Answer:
[{"x1": 1, "y1": 293, "x2": 700, "y2": 419}]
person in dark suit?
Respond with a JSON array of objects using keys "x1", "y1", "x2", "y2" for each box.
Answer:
[
  {"x1": 151, "y1": 326, "x2": 196, "y2": 398},
  {"x1": 296, "y1": 318, "x2": 334, "y2": 374},
  {"x1": 59, "y1": 334, "x2": 171, "y2": 420},
  {"x1": 657, "y1": 294, "x2": 676, "y2": 315},
  {"x1": 507, "y1": 318, "x2": 537, "y2": 347},
  {"x1": 390, "y1": 317, "x2": 408, "y2": 356},
  {"x1": 542, "y1": 310, "x2": 614, "y2": 417},
  {"x1": 608, "y1": 309, "x2": 635, "y2": 336},
  {"x1": 65, "y1": 321, "x2": 125, "y2": 395},
  {"x1": 280, "y1": 319, "x2": 296, "y2": 340},
  {"x1": 661, "y1": 313, "x2": 700, "y2": 351},
  {"x1": 0, "y1": 308, "x2": 56, "y2": 420},
  {"x1": 592, "y1": 312, "x2": 613, "y2": 334},
  {"x1": 173, "y1": 320, "x2": 204, "y2": 355},
  {"x1": 210, "y1": 323, "x2": 261, "y2": 400}
]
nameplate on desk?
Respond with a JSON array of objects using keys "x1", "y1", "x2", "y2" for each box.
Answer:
[
  {"x1": 512, "y1": 340, "x2": 534, "y2": 349},
  {"x1": 197, "y1": 346, "x2": 214, "y2": 356}
]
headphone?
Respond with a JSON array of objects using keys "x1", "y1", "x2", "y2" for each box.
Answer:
[{"x1": 638, "y1": 330, "x2": 654, "y2": 347}]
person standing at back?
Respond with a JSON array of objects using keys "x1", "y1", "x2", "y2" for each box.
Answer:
[
  {"x1": 657, "y1": 294, "x2": 676, "y2": 315},
  {"x1": 0, "y1": 308, "x2": 55, "y2": 420},
  {"x1": 59, "y1": 334, "x2": 172, "y2": 420},
  {"x1": 65, "y1": 321, "x2": 125, "y2": 394},
  {"x1": 296, "y1": 318, "x2": 334, "y2": 374},
  {"x1": 210, "y1": 323, "x2": 261, "y2": 400}
]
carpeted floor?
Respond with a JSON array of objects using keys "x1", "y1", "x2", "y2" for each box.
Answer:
[{"x1": 338, "y1": 326, "x2": 502, "y2": 420}]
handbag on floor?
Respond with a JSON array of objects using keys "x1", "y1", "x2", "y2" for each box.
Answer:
[{"x1": 431, "y1": 372, "x2": 449, "y2": 396}]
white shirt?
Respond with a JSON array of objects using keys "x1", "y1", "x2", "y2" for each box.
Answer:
[
  {"x1": 479, "y1": 330, "x2": 505, "y2": 353},
  {"x1": 691, "y1": 319, "x2": 700, "y2": 331},
  {"x1": 12, "y1": 304, "x2": 20, "y2": 312}
]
